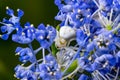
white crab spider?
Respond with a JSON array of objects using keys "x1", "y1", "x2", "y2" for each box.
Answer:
[
  {"x1": 59, "y1": 26, "x2": 76, "y2": 40},
  {"x1": 55, "y1": 31, "x2": 67, "y2": 48},
  {"x1": 55, "y1": 26, "x2": 76, "y2": 48}
]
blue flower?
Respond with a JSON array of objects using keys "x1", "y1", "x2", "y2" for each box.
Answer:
[
  {"x1": 98, "y1": 0, "x2": 113, "y2": 11},
  {"x1": 15, "y1": 47, "x2": 35, "y2": 63},
  {"x1": 35, "y1": 24, "x2": 56, "y2": 48},
  {"x1": 76, "y1": 29, "x2": 89, "y2": 47},
  {"x1": 78, "y1": 57, "x2": 94, "y2": 72},
  {"x1": 86, "y1": 41, "x2": 97, "y2": 52},
  {"x1": 39, "y1": 55, "x2": 62, "y2": 80},
  {"x1": 12, "y1": 22, "x2": 35, "y2": 44},
  {"x1": 107, "y1": 42, "x2": 116, "y2": 51},
  {"x1": 0, "y1": 1, "x2": 120, "y2": 80},
  {"x1": 78, "y1": 74, "x2": 89, "y2": 80},
  {"x1": 55, "y1": 11, "x2": 66, "y2": 21},
  {"x1": 113, "y1": 0, "x2": 120, "y2": 11},
  {"x1": 0, "y1": 7, "x2": 23, "y2": 40},
  {"x1": 14, "y1": 65, "x2": 37, "y2": 80},
  {"x1": 54, "y1": 0, "x2": 63, "y2": 9},
  {"x1": 70, "y1": 9, "x2": 92, "y2": 28},
  {"x1": 94, "y1": 54, "x2": 116, "y2": 67},
  {"x1": 55, "y1": 0, "x2": 96, "y2": 28}
]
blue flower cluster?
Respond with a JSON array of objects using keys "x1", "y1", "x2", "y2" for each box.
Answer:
[
  {"x1": 54, "y1": 0, "x2": 120, "y2": 80},
  {"x1": 0, "y1": 0, "x2": 120, "y2": 80},
  {"x1": 0, "y1": 7, "x2": 60, "y2": 80}
]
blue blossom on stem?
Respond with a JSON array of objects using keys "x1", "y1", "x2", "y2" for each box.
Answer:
[
  {"x1": 0, "y1": 7, "x2": 23, "y2": 40},
  {"x1": 14, "y1": 65, "x2": 37, "y2": 80},
  {"x1": 12, "y1": 23, "x2": 35, "y2": 44},
  {"x1": 39, "y1": 55, "x2": 62, "y2": 80},
  {"x1": 35, "y1": 24, "x2": 56, "y2": 48},
  {"x1": 0, "y1": 0, "x2": 120, "y2": 80},
  {"x1": 15, "y1": 47, "x2": 35, "y2": 63}
]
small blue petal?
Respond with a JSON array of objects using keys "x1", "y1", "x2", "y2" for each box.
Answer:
[
  {"x1": 37, "y1": 24, "x2": 46, "y2": 30},
  {"x1": 6, "y1": 8, "x2": 14, "y2": 16},
  {"x1": 1, "y1": 34, "x2": 9, "y2": 40},
  {"x1": 24, "y1": 22, "x2": 31, "y2": 26},
  {"x1": 15, "y1": 47, "x2": 23, "y2": 53},
  {"x1": 17, "y1": 9, "x2": 24, "y2": 17},
  {"x1": 1, "y1": 26, "x2": 7, "y2": 33},
  {"x1": 78, "y1": 74, "x2": 89, "y2": 80}
]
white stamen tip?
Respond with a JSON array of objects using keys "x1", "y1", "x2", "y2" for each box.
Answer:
[
  {"x1": 78, "y1": 9, "x2": 81, "y2": 13},
  {"x1": 15, "y1": 52, "x2": 20, "y2": 56},
  {"x1": 80, "y1": 18, "x2": 83, "y2": 21},
  {"x1": 22, "y1": 32, "x2": 25, "y2": 36},
  {"x1": 31, "y1": 24, "x2": 34, "y2": 27},
  {"x1": 109, "y1": 35, "x2": 112, "y2": 38},
  {"x1": 40, "y1": 36, "x2": 44, "y2": 39},
  {"x1": 14, "y1": 74, "x2": 16, "y2": 77},
  {"x1": 97, "y1": 42, "x2": 100, "y2": 46},
  {"x1": 6, "y1": 6, "x2": 9, "y2": 9},
  {"x1": 17, "y1": 9, "x2": 20, "y2": 12},
  {"x1": 16, "y1": 28, "x2": 18, "y2": 31}
]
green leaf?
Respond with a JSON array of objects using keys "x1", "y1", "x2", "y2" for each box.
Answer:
[
  {"x1": 51, "y1": 42, "x2": 58, "y2": 56},
  {"x1": 65, "y1": 59, "x2": 78, "y2": 75},
  {"x1": 56, "y1": 24, "x2": 60, "y2": 31}
]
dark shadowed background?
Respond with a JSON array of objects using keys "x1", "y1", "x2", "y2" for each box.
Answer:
[{"x1": 0, "y1": 0, "x2": 59, "y2": 79}]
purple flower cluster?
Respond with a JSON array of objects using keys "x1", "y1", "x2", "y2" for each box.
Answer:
[{"x1": 0, "y1": 0, "x2": 120, "y2": 80}]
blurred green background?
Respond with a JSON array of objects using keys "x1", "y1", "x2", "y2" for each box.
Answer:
[{"x1": 0, "y1": 0, "x2": 59, "y2": 79}]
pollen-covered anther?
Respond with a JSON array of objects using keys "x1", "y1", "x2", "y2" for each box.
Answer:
[
  {"x1": 50, "y1": 61, "x2": 54, "y2": 64},
  {"x1": 97, "y1": 42, "x2": 100, "y2": 46},
  {"x1": 25, "y1": 26, "x2": 28, "y2": 28},
  {"x1": 0, "y1": 34, "x2": 2, "y2": 37},
  {"x1": 47, "y1": 36, "x2": 50, "y2": 39},
  {"x1": 103, "y1": 62, "x2": 108, "y2": 68},
  {"x1": 17, "y1": 9, "x2": 20, "y2": 12},
  {"x1": 21, "y1": 64, "x2": 24, "y2": 66},
  {"x1": 40, "y1": 36, "x2": 44, "y2": 40},
  {"x1": 76, "y1": 15, "x2": 80, "y2": 19},
  {"x1": 94, "y1": 36, "x2": 97, "y2": 39},
  {"x1": 31, "y1": 29, "x2": 34, "y2": 32},
  {"x1": 99, "y1": 46, "x2": 102, "y2": 48},
  {"x1": 47, "y1": 67, "x2": 51, "y2": 72},
  {"x1": 7, "y1": 24, "x2": 13, "y2": 27},
  {"x1": 87, "y1": 8, "x2": 90, "y2": 11},
  {"x1": 80, "y1": 18, "x2": 83, "y2": 21},
  {"x1": 6, "y1": 6, "x2": 9, "y2": 9},
  {"x1": 106, "y1": 42, "x2": 109, "y2": 46},
  {"x1": 14, "y1": 74, "x2": 16, "y2": 77},
  {"x1": 47, "y1": 24, "x2": 50, "y2": 26},
  {"x1": 87, "y1": 15, "x2": 90, "y2": 18},
  {"x1": 109, "y1": 34, "x2": 112, "y2": 38},
  {"x1": 49, "y1": 72, "x2": 54, "y2": 76},
  {"x1": 99, "y1": 38, "x2": 103, "y2": 42},
  {"x1": 15, "y1": 52, "x2": 20, "y2": 56},
  {"x1": 78, "y1": 9, "x2": 81, "y2": 13},
  {"x1": 27, "y1": 30, "x2": 30, "y2": 33},
  {"x1": 22, "y1": 32, "x2": 25, "y2": 36},
  {"x1": 88, "y1": 56, "x2": 92, "y2": 61},
  {"x1": 16, "y1": 28, "x2": 19, "y2": 31},
  {"x1": 31, "y1": 24, "x2": 34, "y2": 27}
]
